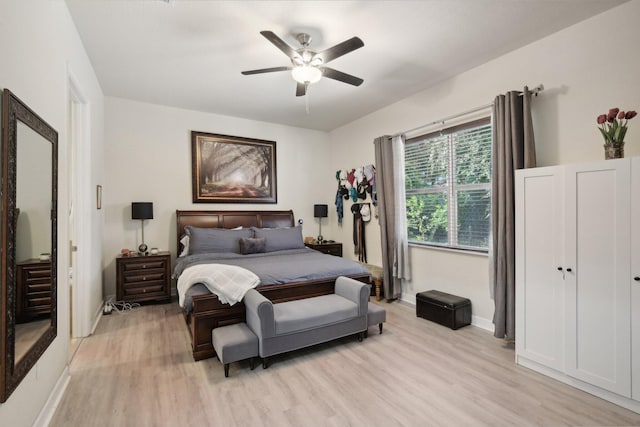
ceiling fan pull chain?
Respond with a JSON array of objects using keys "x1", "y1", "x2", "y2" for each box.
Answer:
[{"x1": 305, "y1": 89, "x2": 310, "y2": 114}]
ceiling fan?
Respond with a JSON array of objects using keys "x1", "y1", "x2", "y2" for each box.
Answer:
[{"x1": 241, "y1": 31, "x2": 364, "y2": 97}]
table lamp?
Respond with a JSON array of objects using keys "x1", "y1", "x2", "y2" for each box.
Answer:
[
  {"x1": 314, "y1": 204, "x2": 328, "y2": 243},
  {"x1": 132, "y1": 202, "x2": 153, "y2": 254}
]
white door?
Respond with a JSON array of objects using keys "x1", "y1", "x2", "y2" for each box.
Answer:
[
  {"x1": 68, "y1": 96, "x2": 77, "y2": 339},
  {"x1": 564, "y1": 159, "x2": 631, "y2": 397},
  {"x1": 631, "y1": 157, "x2": 640, "y2": 402},
  {"x1": 515, "y1": 166, "x2": 565, "y2": 370}
]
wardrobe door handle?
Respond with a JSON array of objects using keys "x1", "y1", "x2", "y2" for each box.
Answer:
[
  {"x1": 634, "y1": 276, "x2": 640, "y2": 281},
  {"x1": 557, "y1": 267, "x2": 563, "y2": 271},
  {"x1": 566, "y1": 268, "x2": 573, "y2": 272}
]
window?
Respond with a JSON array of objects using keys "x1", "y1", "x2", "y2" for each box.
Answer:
[{"x1": 404, "y1": 117, "x2": 492, "y2": 251}]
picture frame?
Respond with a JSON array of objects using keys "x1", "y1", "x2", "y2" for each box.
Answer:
[
  {"x1": 96, "y1": 184, "x2": 102, "y2": 210},
  {"x1": 191, "y1": 131, "x2": 277, "y2": 204}
]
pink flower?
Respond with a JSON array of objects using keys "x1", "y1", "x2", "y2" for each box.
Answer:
[
  {"x1": 597, "y1": 114, "x2": 607, "y2": 124},
  {"x1": 618, "y1": 111, "x2": 626, "y2": 120},
  {"x1": 626, "y1": 111, "x2": 637, "y2": 120},
  {"x1": 608, "y1": 108, "x2": 620, "y2": 122}
]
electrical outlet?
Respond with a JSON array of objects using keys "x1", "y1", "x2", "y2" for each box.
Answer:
[{"x1": 103, "y1": 302, "x2": 113, "y2": 315}]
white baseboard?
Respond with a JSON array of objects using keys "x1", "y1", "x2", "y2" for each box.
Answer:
[
  {"x1": 91, "y1": 302, "x2": 103, "y2": 335},
  {"x1": 401, "y1": 292, "x2": 417, "y2": 305},
  {"x1": 470, "y1": 315, "x2": 494, "y2": 332},
  {"x1": 400, "y1": 292, "x2": 494, "y2": 333},
  {"x1": 33, "y1": 365, "x2": 70, "y2": 427}
]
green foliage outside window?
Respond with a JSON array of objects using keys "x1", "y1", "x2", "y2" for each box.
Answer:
[{"x1": 405, "y1": 118, "x2": 492, "y2": 251}]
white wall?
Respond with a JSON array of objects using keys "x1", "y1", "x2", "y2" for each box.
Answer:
[
  {"x1": 0, "y1": 1, "x2": 104, "y2": 425},
  {"x1": 326, "y1": 1, "x2": 640, "y2": 328},
  {"x1": 102, "y1": 97, "x2": 329, "y2": 297}
]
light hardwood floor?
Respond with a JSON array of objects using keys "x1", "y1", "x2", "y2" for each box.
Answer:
[{"x1": 50, "y1": 300, "x2": 640, "y2": 427}]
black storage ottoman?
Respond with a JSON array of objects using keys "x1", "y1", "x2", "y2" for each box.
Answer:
[{"x1": 416, "y1": 290, "x2": 471, "y2": 330}]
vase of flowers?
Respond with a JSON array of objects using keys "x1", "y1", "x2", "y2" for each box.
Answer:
[{"x1": 597, "y1": 108, "x2": 637, "y2": 159}]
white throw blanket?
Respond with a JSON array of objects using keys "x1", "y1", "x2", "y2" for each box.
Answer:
[{"x1": 177, "y1": 263, "x2": 260, "y2": 307}]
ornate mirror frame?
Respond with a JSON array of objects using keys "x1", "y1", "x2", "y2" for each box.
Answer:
[{"x1": 1, "y1": 89, "x2": 58, "y2": 402}]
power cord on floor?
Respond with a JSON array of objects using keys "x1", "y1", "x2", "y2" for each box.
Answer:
[{"x1": 103, "y1": 297, "x2": 140, "y2": 315}]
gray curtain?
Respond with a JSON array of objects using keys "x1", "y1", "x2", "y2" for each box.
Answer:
[
  {"x1": 491, "y1": 87, "x2": 536, "y2": 340},
  {"x1": 373, "y1": 135, "x2": 410, "y2": 300}
]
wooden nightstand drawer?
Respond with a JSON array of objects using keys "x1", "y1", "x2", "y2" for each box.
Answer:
[
  {"x1": 27, "y1": 282, "x2": 52, "y2": 294},
  {"x1": 22, "y1": 265, "x2": 52, "y2": 281},
  {"x1": 122, "y1": 271, "x2": 166, "y2": 283},
  {"x1": 26, "y1": 294, "x2": 51, "y2": 308},
  {"x1": 121, "y1": 259, "x2": 166, "y2": 272},
  {"x1": 116, "y1": 252, "x2": 171, "y2": 303},
  {"x1": 305, "y1": 242, "x2": 343, "y2": 257},
  {"x1": 123, "y1": 282, "x2": 166, "y2": 297}
]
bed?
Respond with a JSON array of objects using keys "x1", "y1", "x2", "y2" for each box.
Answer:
[{"x1": 174, "y1": 210, "x2": 372, "y2": 361}]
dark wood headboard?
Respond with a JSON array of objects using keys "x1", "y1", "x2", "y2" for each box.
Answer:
[{"x1": 176, "y1": 210, "x2": 295, "y2": 253}]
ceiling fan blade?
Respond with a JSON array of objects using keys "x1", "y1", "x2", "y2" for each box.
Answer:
[
  {"x1": 260, "y1": 30, "x2": 300, "y2": 60},
  {"x1": 314, "y1": 37, "x2": 364, "y2": 64},
  {"x1": 320, "y1": 67, "x2": 364, "y2": 86},
  {"x1": 241, "y1": 66, "x2": 291, "y2": 75},
  {"x1": 296, "y1": 82, "x2": 307, "y2": 97}
]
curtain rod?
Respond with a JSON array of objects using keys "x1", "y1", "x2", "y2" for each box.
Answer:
[
  {"x1": 390, "y1": 84, "x2": 544, "y2": 138},
  {"x1": 392, "y1": 103, "x2": 492, "y2": 138}
]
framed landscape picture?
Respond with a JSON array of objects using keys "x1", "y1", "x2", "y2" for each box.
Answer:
[{"x1": 191, "y1": 131, "x2": 277, "y2": 203}]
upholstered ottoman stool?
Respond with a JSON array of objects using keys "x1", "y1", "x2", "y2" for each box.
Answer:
[
  {"x1": 367, "y1": 303, "x2": 386, "y2": 337},
  {"x1": 211, "y1": 322, "x2": 259, "y2": 377},
  {"x1": 357, "y1": 262, "x2": 384, "y2": 301}
]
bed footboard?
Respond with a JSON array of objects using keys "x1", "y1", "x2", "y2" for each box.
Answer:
[{"x1": 185, "y1": 274, "x2": 371, "y2": 361}]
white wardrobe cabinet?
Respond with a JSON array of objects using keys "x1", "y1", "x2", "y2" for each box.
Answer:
[
  {"x1": 632, "y1": 156, "x2": 640, "y2": 403},
  {"x1": 516, "y1": 157, "x2": 639, "y2": 413}
]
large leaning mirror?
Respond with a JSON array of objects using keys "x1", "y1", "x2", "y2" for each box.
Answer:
[{"x1": 1, "y1": 89, "x2": 58, "y2": 402}]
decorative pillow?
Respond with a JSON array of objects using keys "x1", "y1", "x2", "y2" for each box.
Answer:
[
  {"x1": 178, "y1": 235, "x2": 190, "y2": 257},
  {"x1": 186, "y1": 226, "x2": 252, "y2": 254},
  {"x1": 251, "y1": 226, "x2": 305, "y2": 252},
  {"x1": 239, "y1": 237, "x2": 267, "y2": 255}
]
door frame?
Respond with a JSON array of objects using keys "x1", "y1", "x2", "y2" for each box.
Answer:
[{"x1": 67, "y1": 67, "x2": 92, "y2": 338}]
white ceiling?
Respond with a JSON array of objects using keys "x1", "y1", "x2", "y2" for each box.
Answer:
[{"x1": 65, "y1": 0, "x2": 626, "y2": 131}]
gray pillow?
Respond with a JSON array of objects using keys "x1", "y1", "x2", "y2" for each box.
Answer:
[
  {"x1": 239, "y1": 237, "x2": 267, "y2": 255},
  {"x1": 186, "y1": 226, "x2": 252, "y2": 254},
  {"x1": 251, "y1": 226, "x2": 305, "y2": 252}
]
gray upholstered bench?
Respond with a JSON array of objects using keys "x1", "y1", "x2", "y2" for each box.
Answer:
[
  {"x1": 211, "y1": 322, "x2": 258, "y2": 377},
  {"x1": 367, "y1": 303, "x2": 386, "y2": 336},
  {"x1": 244, "y1": 276, "x2": 369, "y2": 368}
]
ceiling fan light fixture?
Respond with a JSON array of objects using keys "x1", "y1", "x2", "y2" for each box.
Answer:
[
  {"x1": 242, "y1": 31, "x2": 364, "y2": 96},
  {"x1": 291, "y1": 65, "x2": 322, "y2": 84}
]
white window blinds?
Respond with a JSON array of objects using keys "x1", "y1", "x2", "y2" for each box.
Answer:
[{"x1": 405, "y1": 118, "x2": 492, "y2": 251}]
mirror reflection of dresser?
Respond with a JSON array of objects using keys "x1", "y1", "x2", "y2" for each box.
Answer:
[
  {"x1": 15, "y1": 259, "x2": 53, "y2": 323},
  {"x1": 14, "y1": 258, "x2": 52, "y2": 363}
]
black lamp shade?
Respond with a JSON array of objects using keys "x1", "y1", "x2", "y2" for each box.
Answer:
[
  {"x1": 314, "y1": 204, "x2": 328, "y2": 218},
  {"x1": 131, "y1": 202, "x2": 153, "y2": 220}
]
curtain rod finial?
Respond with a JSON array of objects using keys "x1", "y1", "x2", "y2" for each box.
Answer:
[{"x1": 532, "y1": 84, "x2": 544, "y2": 96}]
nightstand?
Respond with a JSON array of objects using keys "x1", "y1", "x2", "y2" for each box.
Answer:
[
  {"x1": 116, "y1": 251, "x2": 171, "y2": 303},
  {"x1": 305, "y1": 241, "x2": 343, "y2": 257}
]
